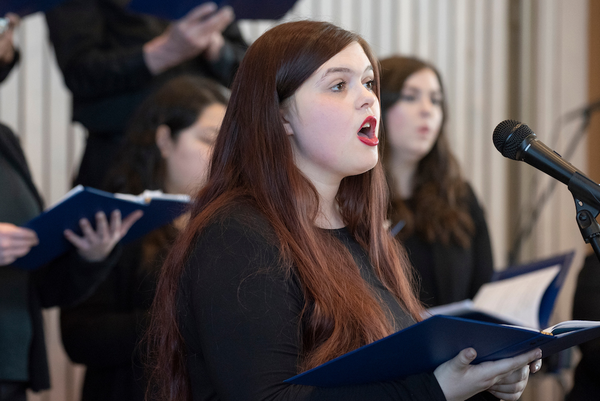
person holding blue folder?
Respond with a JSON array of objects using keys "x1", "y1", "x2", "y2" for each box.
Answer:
[
  {"x1": 0, "y1": 17, "x2": 141, "y2": 400},
  {"x1": 146, "y1": 20, "x2": 541, "y2": 401},
  {"x1": 59, "y1": 75, "x2": 229, "y2": 401},
  {"x1": 0, "y1": 121, "x2": 142, "y2": 400}
]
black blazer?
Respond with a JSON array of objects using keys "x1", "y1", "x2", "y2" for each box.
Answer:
[{"x1": 0, "y1": 123, "x2": 119, "y2": 391}]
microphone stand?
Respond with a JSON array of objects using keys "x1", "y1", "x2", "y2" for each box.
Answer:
[{"x1": 573, "y1": 197, "x2": 600, "y2": 263}]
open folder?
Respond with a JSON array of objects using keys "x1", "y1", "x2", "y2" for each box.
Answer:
[
  {"x1": 426, "y1": 252, "x2": 574, "y2": 329},
  {"x1": 286, "y1": 315, "x2": 600, "y2": 387},
  {"x1": 12, "y1": 186, "x2": 190, "y2": 270},
  {"x1": 127, "y1": 0, "x2": 300, "y2": 21}
]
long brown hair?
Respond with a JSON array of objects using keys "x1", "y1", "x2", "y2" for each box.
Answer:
[
  {"x1": 380, "y1": 56, "x2": 474, "y2": 248},
  {"x1": 146, "y1": 21, "x2": 423, "y2": 401}
]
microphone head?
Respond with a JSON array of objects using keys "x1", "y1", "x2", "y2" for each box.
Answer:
[{"x1": 492, "y1": 119, "x2": 536, "y2": 160}]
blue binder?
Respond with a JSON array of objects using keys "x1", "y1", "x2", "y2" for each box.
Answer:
[
  {"x1": 286, "y1": 315, "x2": 600, "y2": 387},
  {"x1": 0, "y1": 0, "x2": 65, "y2": 17},
  {"x1": 127, "y1": 0, "x2": 300, "y2": 21},
  {"x1": 12, "y1": 186, "x2": 190, "y2": 270}
]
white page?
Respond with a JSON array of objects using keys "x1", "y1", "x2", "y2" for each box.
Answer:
[{"x1": 473, "y1": 265, "x2": 560, "y2": 329}]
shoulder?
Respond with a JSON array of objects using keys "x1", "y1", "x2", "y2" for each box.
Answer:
[
  {"x1": 186, "y1": 201, "x2": 282, "y2": 277},
  {"x1": 200, "y1": 201, "x2": 278, "y2": 250}
]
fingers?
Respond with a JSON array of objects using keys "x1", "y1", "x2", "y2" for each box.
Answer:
[
  {"x1": 64, "y1": 209, "x2": 143, "y2": 262},
  {"x1": 488, "y1": 366, "x2": 530, "y2": 401},
  {"x1": 180, "y1": 6, "x2": 234, "y2": 39},
  {"x1": 120, "y1": 210, "x2": 143, "y2": 236},
  {"x1": 530, "y1": 359, "x2": 542, "y2": 373},
  {"x1": 478, "y1": 348, "x2": 542, "y2": 379},
  {"x1": 182, "y1": 2, "x2": 219, "y2": 21},
  {"x1": 455, "y1": 347, "x2": 478, "y2": 367},
  {"x1": 0, "y1": 225, "x2": 38, "y2": 265},
  {"x1": 5, "y1": 13, "x2": 20, "y2": 28}
]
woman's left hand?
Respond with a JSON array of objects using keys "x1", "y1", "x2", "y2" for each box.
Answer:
[{"x1": 64, "y1": 209, "x2": 143, "y2": 262}]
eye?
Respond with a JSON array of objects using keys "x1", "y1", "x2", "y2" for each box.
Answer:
[
  {"x1": 363, "y1": 80, "x2": 375, "y2": 91},
  {"x1": 431, "y1": 96, "x2": 443, "y2": 106},
  {"x1": 400, "y1": 93, "x2": 417, "y2": 102},
  {"x1": 331, "y1": 81, "x2": 346, "y2": 92}
]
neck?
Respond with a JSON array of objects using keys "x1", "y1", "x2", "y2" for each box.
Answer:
[
  {"x1": 389, "y1": 151, "x2": 418, "y2": 199},
  {"x1": 310, "y1": 179, "x2": 345, "y2": 229}
]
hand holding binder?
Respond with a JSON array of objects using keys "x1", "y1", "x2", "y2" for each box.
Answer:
[
  {"x1": 286, "y1": 315, "x2": 600, "y2": 387},
  {"x1": 0, "y1": 223, "x2": 38, "y2": 266},
  {"x1": 62, "y1": 209, "x2": 143, "y2": 262},
  {"x1": 12, "y1": 186, "x2": 190, "y2": 270}
]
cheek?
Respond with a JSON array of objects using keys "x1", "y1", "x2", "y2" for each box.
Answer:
[{"x1": 384, "y1": 108, "x2": 410, "y2": 147}]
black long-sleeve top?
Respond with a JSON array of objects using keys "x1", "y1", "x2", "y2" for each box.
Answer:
[
  {"x1": 177, "y1": 202, "x2": 497, "y2": 400},
  {"x1": 395, "y1": 184, "x2": 494, "y2": 308}
]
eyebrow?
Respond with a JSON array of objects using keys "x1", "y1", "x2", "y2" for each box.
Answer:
[
  {"x1": 402, "y1": 85, "x2": 442, "y2": 95},
  {"x1": 317, "y1": 65, "x2": 374, "y2": 84}
]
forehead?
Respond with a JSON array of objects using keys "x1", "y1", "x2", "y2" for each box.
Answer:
[
  {"x1": 403, "y1": 68, "x2": 441, "y2": 91},
  {"x1": 312, "y1": 42, "x2": 373, "y2": 81}
]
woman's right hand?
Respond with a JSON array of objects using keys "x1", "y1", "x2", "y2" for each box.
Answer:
[
  {"x1": 0, "y1": 222, "x2": 38, "y2": 266},
  {"x1": 434, "y1": 347, "x2": 542, "y2": 401}
]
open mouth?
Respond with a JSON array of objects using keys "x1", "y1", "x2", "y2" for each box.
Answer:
[{"x1": 357, "y1": 116, "x2": 379, "y2": 146}]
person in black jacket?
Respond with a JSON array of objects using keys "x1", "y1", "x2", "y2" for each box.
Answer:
[
  {"x1": 0, "y1": 14, "x2": 141, "y2": 400},
  {"x1": 60, "y1": 75, "x2": 229, "y2": 401},
  {"x1": 0, "y1": 122, "x2": 141, "y2": 401},
  {"x1": 146, "y1": 21, "x2": 540, "y2": 401},
  {"x1": 45, "y1": 0, "x2": 247, "y2": 189},
  {"x1": 379, "y1": 56, "x2": 494, "y2": 308}
]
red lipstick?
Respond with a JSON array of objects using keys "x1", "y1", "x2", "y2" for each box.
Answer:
[{"x1": 357, "y1": 116, "x2": 379, "y2": 146}]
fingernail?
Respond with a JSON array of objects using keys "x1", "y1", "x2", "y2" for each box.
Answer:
[
  {"x1": 534, "y1": 360, "x2": 542, "y2": 373},
  {"x1": 537, "y1": 349, "x2": 543, "y2": 359},
  {"x1": 466, "y1": 349, "x2": 476, "y2": 359}
]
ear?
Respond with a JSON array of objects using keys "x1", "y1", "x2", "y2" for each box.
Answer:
[
  {"x1": 155, "y1": 124, "x2": 173, "y2": 158},
  {"x1": 280, "y1": 108, "x2": 294, "y2": 136}
]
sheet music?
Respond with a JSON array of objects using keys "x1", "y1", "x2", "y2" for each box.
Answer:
[{"x1": 473, "y1": 265, "x2": 560, "y2": 329}]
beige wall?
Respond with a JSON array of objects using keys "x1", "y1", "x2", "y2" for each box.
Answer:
[{"x1": 0, "y1": 0, "x2": 589, "y2": 400}]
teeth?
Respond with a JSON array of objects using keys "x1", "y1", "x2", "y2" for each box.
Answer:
[{"x1": 362, "y1": 123, "x2": 371, "y2": 129}]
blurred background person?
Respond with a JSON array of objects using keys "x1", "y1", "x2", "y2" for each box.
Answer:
[
  {"x1": 45, "y1": 0, "x2": 247, "y2": 189},
  {"x1": 379, "y1": 56, "x2": 494, "y2": 308},
  {"x1": 59, "y1": 75, "x2": 228, "y2": 401},
  {"x1": 1, "y1": 11, "x2": 141, "y2": 400},
  {"x1": 0, "y1": 119, "x2": 141, "y2": 400}
]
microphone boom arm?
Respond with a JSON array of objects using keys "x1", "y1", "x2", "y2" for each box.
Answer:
[{"x1": 573, "y1": 195, "x2": 600, "y2": 264}]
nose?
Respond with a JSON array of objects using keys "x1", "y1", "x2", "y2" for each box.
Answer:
[
  {"x1": 358, "y1": 85, "x2": 377, "y2": 110},
  {"x1": 419, "y1": 97, "x2": 434, "y2": 116}
]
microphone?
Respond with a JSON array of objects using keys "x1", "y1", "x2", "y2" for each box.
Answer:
[{"x1": 493, "y1": 119, "x2": 600, "y2": 209}]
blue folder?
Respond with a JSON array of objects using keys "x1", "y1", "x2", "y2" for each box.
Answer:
[
  {"x1": 127, "y1": 0, "x2": 300, "y2": 21},
  {"x1": 286, "y1": 315, "x2": 600, "y2": 387},
  {"x1": 12, "y1": 186, "x2": 190, "y2": 270},
  {"x1": 0, "y1": 0, "x2": 65, "y2": 17}
]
